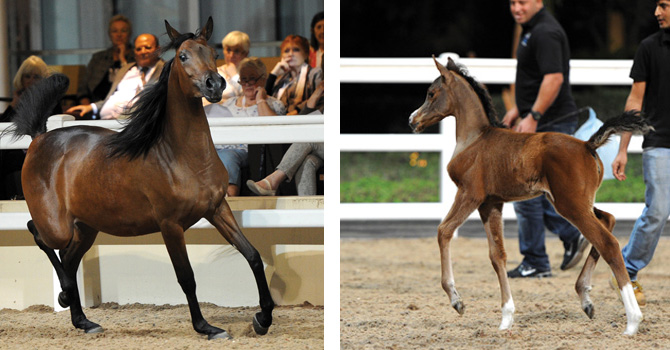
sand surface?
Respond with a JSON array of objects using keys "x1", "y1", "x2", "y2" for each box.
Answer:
[
  {"x1": 0, "y1": 302, "x2": 323, "y2": 349},
  {"x1": 341, "y1": 236, "x2": 670, "y2": 349}
]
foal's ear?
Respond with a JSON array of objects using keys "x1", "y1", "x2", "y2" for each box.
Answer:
[
  {"x1": 433, "y1": 55, "x2": 454, "y2": 84},
  {"x1": 165, "y1": 20, "x2": 181, "y2": 41},
  {"x1": 198, "y1": 16, "x2": 214, "y2": 41}
]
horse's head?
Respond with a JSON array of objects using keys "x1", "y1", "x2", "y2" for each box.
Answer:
[
  {"x1": 409, "y1": 56, "x2": 461, "y2": 133},
  {"x1": 165, "y1": 17, "x2": 225, "y2": 103}
]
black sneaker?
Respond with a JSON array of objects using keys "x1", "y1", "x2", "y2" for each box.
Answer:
[
  {"x1": 507, "y1": 263, "x2": 552, "y2": 278},
  {"x1": 560, "y1": 234, "x2": 589, "y2": 270}
]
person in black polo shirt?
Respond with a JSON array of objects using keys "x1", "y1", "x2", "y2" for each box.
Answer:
[
  {"x1": 610, "y1": 0, "x2": 670, "y2": 307},
  {"x1": 502, "y1": 0, "x2": 588, "y2": 278}
]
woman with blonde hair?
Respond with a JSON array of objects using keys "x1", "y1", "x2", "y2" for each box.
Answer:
[
  {"x1": 1, "y1": 55, "x2": 58, "y2": 199},
  {"x1": 216, "y1": 30, "x2": 250, "y2": 102}
]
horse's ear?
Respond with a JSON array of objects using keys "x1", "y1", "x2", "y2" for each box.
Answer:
[
  {"x1": 198, "y1": 16, "x2": 214, "y2": 41},
  {"x1": 446, "y1": 57, "x2": 459, "y2": 71},
  {"x1": 432, "y1": 55, "x2": 454, "y2": 84},
  {"x1": 165, "y1": 20, "x2": 181, "y2": 41}
]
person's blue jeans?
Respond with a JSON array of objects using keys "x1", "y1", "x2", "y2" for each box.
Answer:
[
  {"x1": 513, "y1": 119, "x2": 581, "y2": 271},
  {"x1": 621, "y1": 147, "x2": 670, "y2": 281},
  {"x1": 216, "y1": 148, "x2": 248, "y2": 187}
]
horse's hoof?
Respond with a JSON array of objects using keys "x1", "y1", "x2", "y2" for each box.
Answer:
[
  {"x1": 208, "y1": 331, "x2": 232, "y2": 340},
  {"x1": 583, "y1": 303, "x2": 594, "y2": 319},
  {"x1": 253, "y1": 314, "x2": 270, "y2": 335},
  {"x1": 85, "y1": 326, "x2": 104, "y2": 334},
  {"x1": 58, "y1": 291, "x2": 69, "y2": 308},
  {"x1": 452, "y1": 301, "x2": 465, "y2": 315}
]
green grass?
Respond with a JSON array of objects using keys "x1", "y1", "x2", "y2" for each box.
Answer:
[
  {"x1": 596, "y1": 153, "x2": 645, "y2": 202},
  {"x1": 341, "y1": 152, "x2": 645, "y2": 204},
  {"x1": 340, "y1": 152, "x2": 441, "y2": 203}
]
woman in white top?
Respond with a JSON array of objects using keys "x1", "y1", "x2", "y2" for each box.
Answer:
[{"x1": 205, "y1": 57, "x2": 286, "y2": 196}]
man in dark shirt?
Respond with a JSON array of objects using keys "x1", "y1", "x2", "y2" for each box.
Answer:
[
  {"x1": 502, "y1": 0, "x2": 587, "y2": 278},
  {"x1": 610, "y1": 0, "x2": 670, "y2": 307}
]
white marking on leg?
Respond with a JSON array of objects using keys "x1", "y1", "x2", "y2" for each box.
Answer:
[
  {"x1": 620, "y1": 283, "x2": 643, "y2": 335},
  {"x1": 499, "y1": 298, "x2": 515, "y2": 330}
]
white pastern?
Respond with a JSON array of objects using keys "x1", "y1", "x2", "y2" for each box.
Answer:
[
  {"x1": 620, "y1": 283, "x2": 643, "y2": 335},
  {"x1": 499, "y1": 299, "x2": 515, "y2": 330}
]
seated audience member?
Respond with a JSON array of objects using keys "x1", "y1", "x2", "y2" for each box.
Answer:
[
  {"x1": 266, "y1": 35, "x2": 323, "y2": 115},
  {"x1": 308, "y1": 11, "x2": 324, "y2": 68},
  {"x1": 67, "y1": 34, "x2": 163, "y2": 120},
  {"x1": 205, "y1": 57, "x2": 286, "y2": 197},
  {"x1": 208, "y1": 30, "x2": 249, "y2": 104},
  {"x1": 77, "y1": 14, "x2": 135, "y2": 107},
  {"x1": 246, "y1": 141, "x2": 323, "y2": 196},
  {"x1": 0, "y1": 56, "x2": 59, "y2": 199}
]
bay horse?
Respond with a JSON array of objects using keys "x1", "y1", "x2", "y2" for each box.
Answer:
[
  {"x1": 10, "y1": 17, "x2": 273, "y2": 340},
  {"x1": 409, "y1": 57, "x2": 651, "y2": 335}
]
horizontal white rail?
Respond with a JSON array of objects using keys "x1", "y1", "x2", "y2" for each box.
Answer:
[
  {"x1": 0, "y1": 209, "x2": 324, "y2": 231},
  {"x1": 340, "y1": 57, "x2": 633, "y2": 85},
  {"x1": 0, "y1": 114, "x2": 324, "y2": 149}
]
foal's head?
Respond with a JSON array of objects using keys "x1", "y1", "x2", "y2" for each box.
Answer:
[
  {"x1": 409, "y1": 56, "x2": 501, "y2": 133},
  {"x1": 409, "y1": 57, "x2": 462, "y2": 133},
  {"x1": 165, "y1": 17, "x2": 225, "y2": 103}
]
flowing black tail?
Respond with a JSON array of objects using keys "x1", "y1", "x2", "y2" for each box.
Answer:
[
  {"x1": 586, "y1": 110, "x2": 653, "y2": 151},
  {"x1": 6, "y1": 73, "x2": 69, "y2": 140}
]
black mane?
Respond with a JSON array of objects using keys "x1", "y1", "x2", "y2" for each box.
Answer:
[
  {"x1": 106, "y1": 32, "x2": 197, "y2": 160},
  {"x1": 447, "y1": 62, "x2": 504, "y2": 128}
]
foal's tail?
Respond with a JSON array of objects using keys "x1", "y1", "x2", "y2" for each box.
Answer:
[
  {"x1": 586, "y1": 110, "x2": 653, "y2": 151},
  {"x1": 7, "y1": 73, "x2": 70, "y2": 139}
]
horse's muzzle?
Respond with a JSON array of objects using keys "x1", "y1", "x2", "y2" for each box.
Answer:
[
  {"x1": 409, "y1": 108, "x2": 420, "y2": 133},
  {"x1": 203, "y1": 73, "x2": 225, "y2": 103}
]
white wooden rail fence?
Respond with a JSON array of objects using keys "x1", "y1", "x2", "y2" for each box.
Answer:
[{"x1": 340, "y1": 56, "x2": 647, "y2": 221}]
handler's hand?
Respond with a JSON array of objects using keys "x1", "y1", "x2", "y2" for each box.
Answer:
[
  {"x1": 514, "y1": 115, "x2": 538, "y2": 133},
  {"x1": 612, "y1": 152, "x2": 628, "y2": 181}
]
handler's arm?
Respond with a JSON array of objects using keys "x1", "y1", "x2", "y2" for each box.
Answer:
[
  {"x1": 515, "y1": 72, "x2": 563, "y2": 133},
  {"x1": 612, "y1": 81, "x2": 646, "y2": 181}
]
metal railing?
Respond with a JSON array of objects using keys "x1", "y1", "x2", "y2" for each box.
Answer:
[{"x1": 340, "y1": 57, "x2": 647, "y2": 221}]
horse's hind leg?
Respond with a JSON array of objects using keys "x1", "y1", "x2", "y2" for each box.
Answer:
[
  {"x1": 208, "y1": 200, "x2": 274, "y2": 335},
  {"x1": 29, "y1": 220, "x2": 103, "y2": 333},
  {"x1": 575, "y1": 208, "x2": 613, "y2": 319},
  {"x1": 557, "y1": 205, "x2": 642, "y2": 335},
  {"x1": 438, "y1": 189, "x2": 482, "y2": 316},
  {"x1": 479, "y1": 202, "x2": 514, "y2": 330},
  {"x1": 160, "y1": 222, "x2": 230, "y2": 340}
]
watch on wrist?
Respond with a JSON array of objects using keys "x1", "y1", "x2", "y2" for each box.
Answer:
[{"x1": 529, "y1": 110, "x2": 542, "y2": 121}]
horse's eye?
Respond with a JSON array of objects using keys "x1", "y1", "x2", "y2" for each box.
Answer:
[
  {"x1": 428, "y1": 91, "x2": 435, "y2": 99},
  {"x1": 179, "y1": 53, "x2": 188, "y2": 62}
]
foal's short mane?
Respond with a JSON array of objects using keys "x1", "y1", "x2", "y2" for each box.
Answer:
[
  {"x1": 106, "y1": 32, "x2": 198, "y2": 160},
  {"x1": 448, "y1": 62, "x2": 504, "y2": 128}
]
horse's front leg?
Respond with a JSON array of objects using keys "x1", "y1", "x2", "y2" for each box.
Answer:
[
  {"x1": 208, "y1": 200, "x2": 274, "y2": 335},
  {"x1": 438, "y1": 189, "x2": 482, "y2": 316},
  {"x1": 160, "y1": 222, "x2": 230, "y2": 340},
  {"x1": 479, "y1": 201, "x2": 514, "y2": 330}
]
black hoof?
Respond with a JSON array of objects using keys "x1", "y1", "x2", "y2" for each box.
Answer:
[
  {"x1": 208, "y1": 331, "x2": 232, "y2": 340},
  {"x1": 85, "y1": 326, "x2": 104, "y2": 334},
  {"x1": 583, "y1": 303, "x2": 595, "y2": 319},
  {"x1": 453, "y1": 301, "x2": 465, "y2": 315},
  {"x1": 253, "y1": 314, "x2": 270, "y2": 335},
  {"x1": 58, "y1": 291, "x2": 70, "y2": 308}
]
